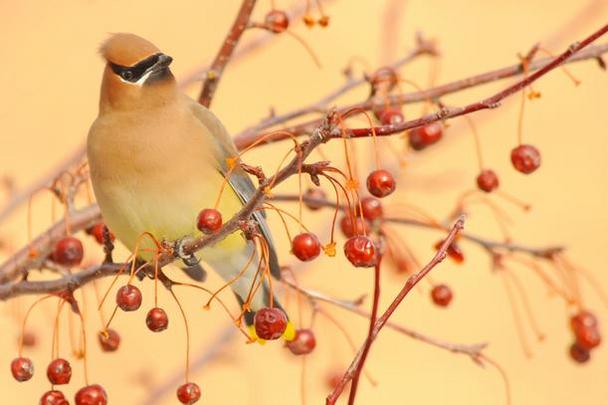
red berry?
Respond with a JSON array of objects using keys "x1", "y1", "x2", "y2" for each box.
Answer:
[
  {"x1": 476, "y1": 170, "x2": 499, "y2": 192},
  {"x1": 177, "y1": 382, "x2": 201, "y2": 404},
  {"x1": 98, "y1": 329, "x2": 120, "y2": 352},
  {"x1": 339, "y1": 215, "x2": 370, "y2": 238},
  {"x1": 51, "y1": 236, "x2": 84, "y2": 267},
  {"x1": 408, "y1": 123, "x2": 443, "y2": 151},
  {"x1": 303, "y1": 188, "x2": 326, "y2": 210},
  {"x1": 47, "y1": 358, "x2": 72, "y2": 385},
  {"x1": 366, "y1": 169, "x2": 396, "y2": 198},
  {"x1": 196, "y1": 208, "x2": 222, "y2": 234},
  {"x1": 569, "y1": 342, "x2": 591, "y2": 364},
  {"x1": 291, "y1": 233, "x2": 321, "y2": 261},
  {"x1": 570, "y1": 310, "x2": 598, "y2": 333},
  {"x1": 510, "y1": 144, "x2": 541, "y2": 174},
  {"x1": 40, "y1": 390, "x2": 69, "y2": 405},
  {"x1": 344, "y1": 236, "x2": 376, "y2": 267},
  {"x1": 75, "y1": 384, "x2": 108, "y2": 405},
  {"x1": 357, "y1": 197, "x2": 383, "y2": 221},
  {"x1": 434, "y1": 240, "x2": 464, "y2": 264},
  {"x1": 575, "y1": 326, "x2": 601, "y2": 350},
  {"x1": 254, "y1": 307, "x2": 288, "y2": 340},
  {"x1": 10, "y1": 357, "x2": 34, "y2": 382},
  {"x1": 286, "y1": 328, "x2": 316, "y2": 355},
  {"x1": 431, "y1": 284, "x2": 453, "y2": 307},
  {"x1": 377, "y1": 107, "x2": 404, "y2": 126},
  {"x1": 146, "y1": 307, "x2": 169, "y2": 332},
  {"x1": 116, "y1": 284, "x2": 142, "y2": 311},
  {"x1": 265, "y1": 10, "x2": 289, "y2": 33},
  {"x1": 87, "y1": 223, "x2": 115, "y2": 245}
]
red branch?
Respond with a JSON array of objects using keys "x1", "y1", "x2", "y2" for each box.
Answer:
[
  {"x1": 326, "y1": 216, "x2": 465, "y2": 405},
  {"x1": 198, "y1": 0, "x2": 258, "y2": 107}
]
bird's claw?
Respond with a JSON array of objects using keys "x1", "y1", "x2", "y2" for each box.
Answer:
[{"x1": 174, "y1": 237, "x2": 200, "y2": 266}]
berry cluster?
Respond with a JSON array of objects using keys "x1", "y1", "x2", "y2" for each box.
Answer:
[{"x1": 569, "y1": 310, "x2": 602, "y2": 364}]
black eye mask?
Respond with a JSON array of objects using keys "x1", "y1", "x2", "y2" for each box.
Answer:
[{"x1": 109, "y1": 53, "x2": 162, "y2": 83}]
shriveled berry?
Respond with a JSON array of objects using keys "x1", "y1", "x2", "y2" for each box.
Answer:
[
  {"x1": 40, "y1": 390, "x2": 69, "y2": 405},
  {"x1": 344, "y1": 236, "x2": 376, "y2": 267},
  {"x1": 254, "y1": 307, "x2": 288, "y2": 340},
  {"x1": 177, "y1": 382, "x2": 201, "y2": 404},
  {"x1": 431, "y1": 284, "x2": 453, "y2": 307},
  {"x1": 116, "y1": 284, "x2": 142, "y2": 312},
  {"x1": 286, "y1": 328, "x2": 316, "y2": 355},
  {"x1": 366, "y1": 169, "x2": 396, "y2": 198},
  {"x1": 511, "y1": 144, "x2": 541, "y2": 174},
  {"x1": 265, "y1": 10, "x2": 289, "y2": 33},
  {"x1": 87, "y1": 223, "x2": 115, "y2": 245},
  {"x1": 476, "y1": 170, "x2": 499, "y2": 192},
  {"x1": 303, "y1": 15, "x2": 315, "y2": 27},
  {"x1": 98, "y1": 329, "x2": 120, "y2": 352},
  {"x1": 377, "y1": 108, "x2": 404, "y2": 126},
  {"x1": 408, "y1": 123, "x2": 443, "y2": 151},
  {"x1": 51, "y1": 236, "x2": 84, "y2": 267},
  {"x1": 339, "y1": 215, "x2": 370, "y2": 238},
  {"x1": 146, "y1": 307, "x2": 169, "y2": 332},
  {"x1": 303, "y1": 188, "x2": 326, "y2": 210},
  {"x1": 291, "y1": 233, "x2": 321, "y2": 261},
  {"x1": 569, "y1": 342, "x2": 591, "y2": 364},
  {"x1": 357, "y1": 197, "x2": 383, "y2": 221},
  {"x1": 196, "y1": 208, "x2": 222, "y2": 234},
  {"x1": 10, "y1": 357, "x2": 34, "y2": 382},
  {"x1": 75, "y1": 384, "x2": 108, "y2": 405},
  {"x1": 47, "y1": 358, "x2": 72, "y2": 385},
  {"x1": 318, "y1": 15, "x2": 330, "y2": 27}
]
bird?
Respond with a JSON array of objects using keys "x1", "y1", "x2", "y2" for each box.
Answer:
[{"x1": 87, "y1": 33, "x2": 293, "y2": 341}]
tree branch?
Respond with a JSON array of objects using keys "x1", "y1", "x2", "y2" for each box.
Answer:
[{"x1": 198, "y1": 0, "x2": 258, "y2": 107}]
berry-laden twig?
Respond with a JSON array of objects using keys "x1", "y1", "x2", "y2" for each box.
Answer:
[
  {"x1": 198, "y1": 0, "x2": 258, "y2": 107},
  {"x1": 326, "y1": 215, "x2": 466, "y2": 405}
]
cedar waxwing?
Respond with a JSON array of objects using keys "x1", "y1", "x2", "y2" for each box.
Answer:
[{"x1": 87, "y1": 33, "x2": 293, "y2": 341}]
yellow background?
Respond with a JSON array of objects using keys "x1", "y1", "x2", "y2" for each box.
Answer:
[{"x1": 1, "y1": 1, "x2": 607, "y2": 404}]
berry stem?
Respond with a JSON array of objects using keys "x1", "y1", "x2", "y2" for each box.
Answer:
[
  {"x1": 19, "y1": 295, "x2": 53, "y2": 356},
  {"x1": 169, "y1": 288, "x2": 191, "y2": 383}
]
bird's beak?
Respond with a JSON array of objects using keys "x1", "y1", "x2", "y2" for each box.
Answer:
[{"x1": 151, "y1": 53, "x2": 173, "y2": 74}]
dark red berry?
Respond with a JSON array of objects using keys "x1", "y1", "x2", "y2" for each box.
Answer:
[
  {"x1": 254, "y1": 307, "x2": 288, "y2": 340},
  {"x1": 196, "y1": 208, "x2": 222, "y2": 234},
  {"x1": 303, "y1": 188, "x2": 326, "y2": 210},
  {"x1": 366, "y1": 169, "x2": 396, "y2": 198},
  {"x1": 510, "y1": 144, "x2": 541, "y2": 174},
  {"x1": 98, "y1": 329, "x2": 120, "y2": 352},
  {"x1": 408, "y1": 123, "x2": 443, "y2": 151},
  {"x1": 570, "y1": 311, "x2": 598, "y2": 333},
  {"x1": 51, "y1": 236, "x2": 84, "y2": 267},
  {"x1": 116, "y1": 284, "x2": 142, "y2": 311},
  {"x1": 434, "y1": 240, "x2": 464, "y2": 264},
  {"x1": 574, "y1": 326, "x2": 601, "y2": 350},
  {"x1": 75, "y1": 384, "x2": 108, "y2": 405},
  {"x1": 10, "y1": 357, "x2": 34, "y2": 382},
  {"x1": 47, "y1": 358, "x2": 72, "y2": 385},
  {"x1": 177, "y1": 382, "x2": 201, "y2": 404},
  {"x1": 286, "y1": 328, "x2": 316, "y2": 355},
  {"x1": 476, "y1": 170, "x2": 499, "y2": 192},
  {"x1": 339, "y1": 215, "x2": 370, "y2": 238},
  {"x1": 291, "y1": 233, "x2": 321, "y2": 261},
  {"x1": 40, "y1": 390, "x2": 69, "y2": 405},
  {"x1": 357, "y1": 197, "x2": 383, "y2": 221},
  {"x1": 87, "y1": 223, "x2": 115, "y2": 245},
  {"x1": 569, "y1": 342, "x2": 591, "y2": 364},
  {"x1": 265, "y1": 10, "x2": 289, "y2": 33},
  {"x1": 344, "y1": 236, "x2": 376, "y2": 267},
  {"x1": 431, "y1": 284, "x2": 453, "y2": 307},
  {"x1": 146, "y1": 307, "x2": 169, "y2": 332},
  {"x1": 377, "y1": 108, "x2": 404, "y2": 126}
]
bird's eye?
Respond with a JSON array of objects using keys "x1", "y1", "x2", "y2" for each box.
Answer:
[{"x1": 120, "y1": 70, "x2": 134, "y2": 81}]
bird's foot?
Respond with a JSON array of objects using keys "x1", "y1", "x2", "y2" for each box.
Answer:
[{"x1": 174, "y1": 237, "x2": 200, "y2": 267}]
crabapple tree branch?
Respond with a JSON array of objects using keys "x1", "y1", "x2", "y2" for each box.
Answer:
[
  {"x1": 326, "y1": 216, "x2": 466, "y2": 405},
  {"x1": 198, "y1": 0, "x2": 258, "y2": 107}
]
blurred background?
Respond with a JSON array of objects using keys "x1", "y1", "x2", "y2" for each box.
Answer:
[{"x1": 1, "y1": 0, "x2": 607, "y2": 404}]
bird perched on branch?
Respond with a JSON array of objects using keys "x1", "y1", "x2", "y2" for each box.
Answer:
[{"x1": 87, "y1": 33, "x2": 292, "y2": 342}]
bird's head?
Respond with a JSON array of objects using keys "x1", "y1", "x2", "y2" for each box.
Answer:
[{"x1": 98, "y1": 33, "x2": 176, "y2": 112}]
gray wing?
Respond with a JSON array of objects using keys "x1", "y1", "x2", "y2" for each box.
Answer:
[{"x1": 189, "y1": 100, "x2": 282, "y2": 280}]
